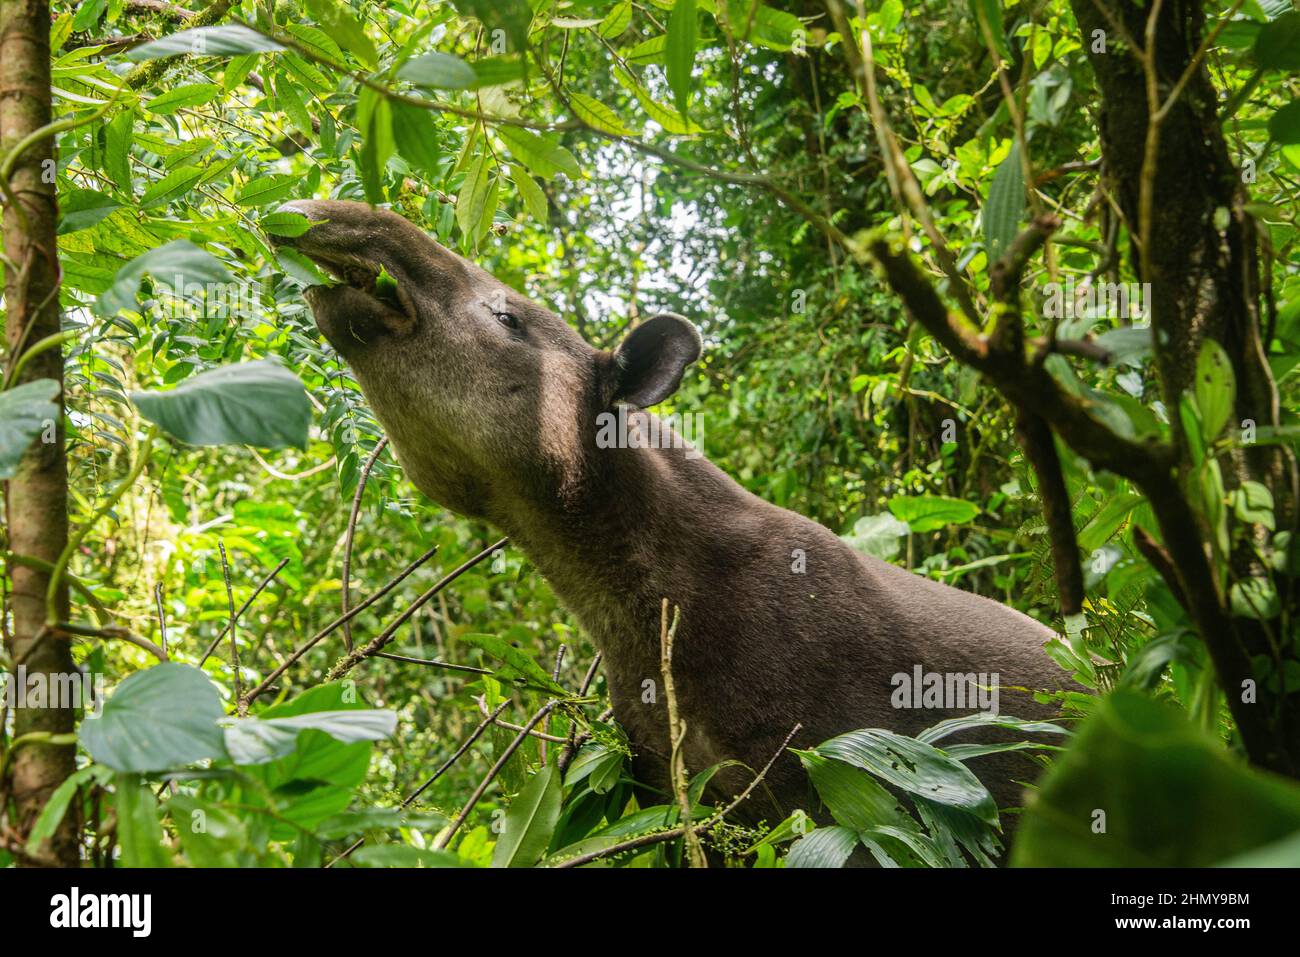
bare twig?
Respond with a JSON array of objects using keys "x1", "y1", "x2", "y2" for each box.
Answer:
[
  {"x1": 341, "y1": 437, "x2": 388, "y2": 653},
  {"x1": 322, "y1": 538, "x2": 508, "y2": 683},
  {"x1": 239, "y1": 546, "x2": 438, "y2": 706},
  {"x1": 557, "y1": 653, "x2": 602, "y2": 775},
  {"x1": 433, "y1": 699, "x2": 558, "y2": 851},
  {"x1": 327, "y1": 699, "x2": 512, "y2": 867},
  {"x1": 374, "y1": 652, "x2": 490, "y2": 676},
  {"x1": 217, "y1": 541, "x2": 243, "y2": 712},
  {"x1": 659, "y1": 599, "x2": 704, "y2": 868},
  {"x1": 197, "y1": 557, "x2": 289, "y2": 667},
  {"x1": 153, "y1": 581, "x2": 167, "y2": 658}
]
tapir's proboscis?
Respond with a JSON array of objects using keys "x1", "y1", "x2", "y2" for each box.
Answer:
[{"x1": 276, "y1": 199, "x2": 1070, "y2": 844}]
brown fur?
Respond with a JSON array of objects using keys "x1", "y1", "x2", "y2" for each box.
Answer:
[{"x1": 277, "y1": 200, "x2": 1071, "y2": 833}]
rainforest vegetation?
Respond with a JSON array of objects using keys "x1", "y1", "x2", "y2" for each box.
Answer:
[{"x1": 3, "y1": 0, "x2": 1300, "y2": 868}]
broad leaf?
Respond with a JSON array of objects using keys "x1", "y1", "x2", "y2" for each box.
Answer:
[
  {"x1": 0, "y1": 379, "x2": 59, "y2": 479},
  {"x1": 492, "y1": 764, "x2": 563, "y2": 867},
  {"x1": 81, "y1": 663, "x2": 227, "y2": 772},
  {"x1": 128, "y1": 25, "x2": 283, "y2": 60},
  {"x1": 130, "y1": 360, "x2": 312, "y2": 449},
  {"x1": 223, "y1": 709, "x2": 397, "y2": 765}
]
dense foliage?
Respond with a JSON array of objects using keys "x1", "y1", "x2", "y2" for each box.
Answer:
[{"x1": 3, "y1": 0, "x2": 1300, "y2": 867}]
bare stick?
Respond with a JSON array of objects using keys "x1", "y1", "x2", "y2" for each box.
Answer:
[
  {"x1": 475, "y1": 695, "x2": 567, "y2": 743},
  {"x1": 154, "y1": 581, "x2": 167, "y2": 658},
  {"x1": 198, "y1": 557, "x2": 289, "y2": 666},
  {"x1": 542, "y1": 643, "x2": 566, "y2": 764},
  {"x1": 374, "y1": 652, "x2": 490, "y2": 676},
  {"x1": 341, "y1": 437, "x2": 388, "y2": 653},
  {"x1": 327, "y1": 699, "x2": 512, "y2": 867},
  {"x1": 433, "y1": 699, "x2": 558, "y2": 850},
  {"x1": 240, "y1": 546, "x2": 438, "y2": 705},
  {"x1": 322, "y1": 538, "x2": 508, "y2": 683},
  {"x1": 218, "y1": 541, "x2": 243, "y2": 711},
  {"x1": 659, "y1": 599, "x2": 705, "y2": 867}
]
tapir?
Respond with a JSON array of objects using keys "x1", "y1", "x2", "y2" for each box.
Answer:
[{"x1": 275, "y1": 199, "x2": 1070, "y2": 843}]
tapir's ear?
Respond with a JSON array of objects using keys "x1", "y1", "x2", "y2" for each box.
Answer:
[{"x1": 609, "y1": 313, "x2": 702, "y2": 408}]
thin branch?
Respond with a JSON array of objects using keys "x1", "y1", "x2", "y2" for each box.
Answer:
[
  {"x1": 239, "y1": 546, "x2": 438, "y2": 705},
  {"x1": 341, "y1": 437, "x2": 389, "y2": 653},
  {"x1": 327, "y1": 699, "x2": 512, "y2": 867},
  {"x1": 197, "y1": 557, "x2": 288, "y2": 666},
  {"x1": 433, "y1": 699, "x2": 558, "y2": 851}
]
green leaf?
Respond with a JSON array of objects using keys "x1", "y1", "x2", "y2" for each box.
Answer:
[
  {"x1": 1230, "y1": 577, "x2": 1281, "y2": 619},
  {"x1": 599, "y1": 1, "x2": 634, "y2": 38},
  {"x1": 145, "y1": 82, "x2": 222, "y2": 115},
  {"x1": 840, "y1": 512, "x2": 910, "y2": 560},
  {"x1": 815, "y1": 728, "x2": 998, "y2": 825},
  {"x1": 492, "y1": 765, "x2": 563, "y2": 867},
  {"x1": 1013, "y1": 690, "x2": 1300, "y2": 866},
  {"x1": 399, "y1": 51, "x2": 478, "y2": 89},
  {"x1": 667, "y1": 0, "x2": 697, "y2": 116},
  {"x1": 451, "y1": 0, "x2": 531, "y2": 53},
  {"x1": 470, "y1": 55, "x2": 528, "y2": 88},
  {"x1": 115, "y1": 773, "x2": 172, "y2": 867},
  {"x1": 624, "y1": 34, "x2": 667, "y2": 65},
  {"x1": 455, "y1": 154, "x2": 492, "y2": 240},
  {"x1": 58, "y1": 188, "x2": 120, "y2": 233},
  {"x1": 887, "y1": 494, "x2": 980, "y2": 533},
  {"x1": 0, "y1": 379, "x2": 59, "y2": 480},
  {"x1": 1269, "y1": 100, "x2": 1300, "y2": 145},
  {"x1": 1194, "y1": 339, "x2": 1235, "y2": 442},
  {"x1": 235, "y1": 174, "x2": 297, "y2": 207},
  {"x1": 568, "y1": 92, "x2": 638, "y2": 136},
  {"x1": 127, "y1": 24, "x2": 283, "y2": 60},
  {"x1": 983, "y1": 141, "x2": 1023, "y2": 263},
  {"x1": 80, "y1": 663, "x2": 227, "y2": 772},
  {"x1": 495, "y1": 126, "x2": 580, "y2": 180},
  {"x1": 130, "y1": 360, "x2": 312, "y2": 449},
  {"x1": 305, "y1": 0, "x2": 377, "y2": 68},
  {"x1": 1233, "y1": 480, "x2": 1275, "y2": 531},
  {"x1": 104, "y1": 109, "x2": 134, "y2": 189},
  {"x1": 510, "y1": 164, "x2": 547, "y2": 221},
  {"x1": 26, "y1": 766, "x2": 107, "y2": 858},
  {"x1": 140, "y1": 165, "x2": 203, "y2": 208},
  {"x1": 459, "y1": 632, "x2": 568, "y2": 694},
  {"x1": 351, "y1": 845, "x2": 464, "y2": 867},
  {"x1": 166, "y1": 794, "x2": 255, "y2": 867},
  {"x1": 1255, "y1": 10, "x2": 1300, "y2": 70},
  {"x1": 785, "y1": 825, "x2": 858, "y2": 868},
  {"x1": 392, "y1": 102, "x2": 443, "y2": 176},
  {"x1": 223, "y1": 709, "x2": 397, "y2": 765},
  {"x1": 258, "y1": 210, "x2": 316, "y2": 238}
]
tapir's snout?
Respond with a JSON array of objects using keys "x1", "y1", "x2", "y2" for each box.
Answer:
[{"x1": 272, "y1": 199, "x2": 448, "y2": 352}]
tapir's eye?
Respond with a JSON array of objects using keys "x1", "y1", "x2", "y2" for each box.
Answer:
[{"x1": 495, "y1": 312, "x2": 522, "y2": 331}]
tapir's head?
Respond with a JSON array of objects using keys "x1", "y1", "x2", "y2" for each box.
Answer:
[{"x1": 274, "y1": 200, "x2": 701, "y2": 518}]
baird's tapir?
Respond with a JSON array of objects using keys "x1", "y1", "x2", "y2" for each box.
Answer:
[{"x1": 277, "y1": 199, "x2": 1070, "y2": 840}]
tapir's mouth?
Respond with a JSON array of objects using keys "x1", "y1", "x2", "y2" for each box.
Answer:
[{"x1": 301, "y1": 251, "x2": 411, "y2": 317}]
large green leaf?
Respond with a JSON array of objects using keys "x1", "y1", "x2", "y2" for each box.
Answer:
[
  {"x1": 223, "y1": 709, "x2": 397, "y2": 765},
  {"x1": 1194, "y1": 339, "x2": 1235, "y2": 442},
  {"x1": 887, "y1": 494, "x2": 980, "y2": 533},
  {"x1": 1013, "y1": 691, "x2": 1300, "y2": 866},
  {"x1": 115, "y1": 773, "x2": 172, "y2": 867},
  {"x1": 130, "y1": 360, "x2": 312, "y2": 449},
  {"x1": 0, "y1": 378, "x2": 58, "y2": 479},
  {"x1": 398, "y1": 51, "x2": 478, "y2": 89},
  {"x1": 840, "y1": 512, "x2": 910, "y2": 560},
  {"x1": 1255, "y1": 10, "x2": 1300, "y2": 70},
  {"x1": 815, "y1": 728, "x2": 998, "y2": 825},
  {"x1": 460, "y1": 632, "x2": 568, "y2": 694},
  {"x1": 496, "y1": 126, "x2": 580, "y2": 179},
  {"x1": 96, "y1": 239, "x2": 231, "y2": 317},
  {"x1": 128, "y1": 25, "x2": 284, "y2": 60},
  {"x1": 983, "y1": 142, "x2": 1023, "y2": 263},
  {"x1": 666, "y1": 0, "x2": 697, "y2": 116},
  {"x1": 785, "y1": 825, "x2": 858, "y2": 868},
  {"x1": 81, "y1": 663, "x2": 226, "y2": 772},
  {"x1": 493, "y1": 764, "x2": 563, "y2": 867}
]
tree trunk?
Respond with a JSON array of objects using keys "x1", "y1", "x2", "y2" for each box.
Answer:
[{"x1": 1, "y1": 0, "x2": 78, "y2": 864}]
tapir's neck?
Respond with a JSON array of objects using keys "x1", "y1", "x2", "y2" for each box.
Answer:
[{"x1": 488, "y1": 415, "x2": 751, "y2": 644}]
